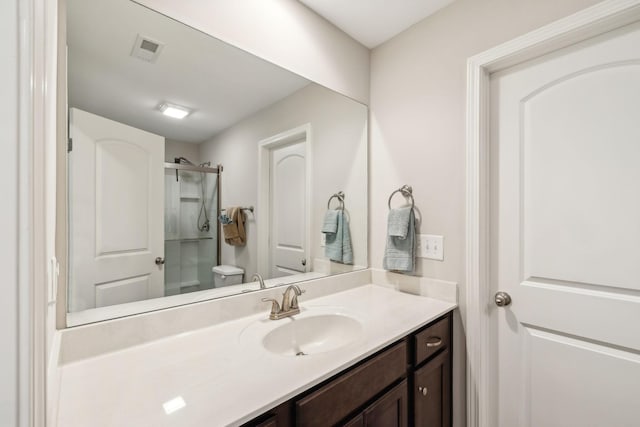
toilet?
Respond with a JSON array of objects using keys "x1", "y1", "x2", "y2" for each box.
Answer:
[{"x1": 212, "y1": 265, "x2": 245, "y2": 287}]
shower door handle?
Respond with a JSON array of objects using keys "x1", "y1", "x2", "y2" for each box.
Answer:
[{"x1": 155, "y1": 257, "x2": 165, "y2": 266}]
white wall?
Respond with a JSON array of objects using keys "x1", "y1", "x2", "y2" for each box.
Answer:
[
  {"x1": 200, "y1": 83, "x2": 367, "y2": 279},
  {"x1": 165, "y1": 139, "x2": 200, "y2": 163},
  {"x1": 369, "y1": 0, "x2": 603, "y2": 426},
  {"x1": 133, "y1": 0, "x2": 370, "y2": 104},
  {"x1": 0, "y1": 0, "x2": 19, "y2": 424}
]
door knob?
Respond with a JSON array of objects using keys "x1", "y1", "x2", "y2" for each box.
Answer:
[
  {"x1": 155, "y1": 257, "x2": 165, "y2": 265},
  {"x1": 494, "y1": 291, "x2": 511, "y2": 307},
  {"x1": 418, "y1": 386, "x2": 428, "y2": 396}
]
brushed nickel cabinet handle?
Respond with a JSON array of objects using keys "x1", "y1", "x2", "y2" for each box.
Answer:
[{"x1": 425, "y1": 337, "x2": 442, "y2": 348}]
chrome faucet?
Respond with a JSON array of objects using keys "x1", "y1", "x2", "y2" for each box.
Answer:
[
  {"x1": 262, "y1": 285, "x2": 306, "y2": 320},
  {"x1": 251, "y1": 273, "x2": 266, "y2": 289}
]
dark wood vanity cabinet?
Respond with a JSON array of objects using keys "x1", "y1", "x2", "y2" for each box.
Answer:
[
  {"x1": 413, "y1": 350, "x2": 451, "y2": 427},
  {"x1": 344, "y1": 379, "x2": 408, "y2": 427},
  {"x1": 242, "y1": 311, "x2": 452, "y2": 427},
  {"x1": 412, "y1": 315, "x2": 452, "y2": 427},
  {"x1": 295, "y1": 341, "x2": 408, "y2": 427},
  {"x1": 246, "y1": 402, "x2": 294, "y2": 427}
]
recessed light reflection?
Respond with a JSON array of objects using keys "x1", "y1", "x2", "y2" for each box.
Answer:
[{"x1": 163, "y1": 396, "x2": 186, "y2": 415}]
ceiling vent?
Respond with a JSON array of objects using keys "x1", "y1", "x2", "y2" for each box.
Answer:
[{"x1": 130, "y1": 34, "x2": 164, "y2": 63}]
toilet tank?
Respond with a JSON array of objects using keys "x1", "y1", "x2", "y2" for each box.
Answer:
[{"x1": 212, "y1": 265, "x2": 244, "y2": 287}]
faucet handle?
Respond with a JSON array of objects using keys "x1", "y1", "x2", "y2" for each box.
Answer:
[{"x1": 261, "y1": 298, "x2": 280, "y2": 315}]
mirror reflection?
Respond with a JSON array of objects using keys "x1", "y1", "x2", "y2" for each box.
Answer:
[{"x1": 65, "y1": 0, "x2": 368, "y2": 324}]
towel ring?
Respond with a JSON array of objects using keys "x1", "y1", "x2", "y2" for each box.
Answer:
[
  {"x1": 388, "y1": 185, "x2": 414, "y2": 210},
  {"x1": 327, "y1": 191, "x2": 345, "y2": 210}
]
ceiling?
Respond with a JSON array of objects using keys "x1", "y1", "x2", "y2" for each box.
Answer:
[
  {"x1": 67, "y1": 0, "x2": 456, "y2": 143},
  {"x1": 67, "y1": 0, "x2": 309, "y2": 143},
  {"x1": 299, "y1": 0, "x2": 456, "y2": 48}
]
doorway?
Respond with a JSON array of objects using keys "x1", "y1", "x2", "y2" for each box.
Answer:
[
  {"x1": 68, "y1": 108, "x2": 165, "y2": 312},
  {"x1": 257, "y1": 124, "x2": 312, "y2": 278},
  {"x1": 466, "y1": 2, "x2": 640, "y2": 426}
]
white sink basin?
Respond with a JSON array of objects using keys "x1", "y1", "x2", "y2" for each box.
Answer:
[{"x1": 262, "y1": 313, "x2": 363, "y2": 356}]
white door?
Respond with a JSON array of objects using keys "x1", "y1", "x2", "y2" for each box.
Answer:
[
  {"x1": 490, "y1": 21, "x2": 640, "y2": 427},
  {"x1": 270, "y1": 140, "x2": 308, "y2": 278},
  {"x1": 68, "y1": 108, "x2": 165, "y2": 312}
]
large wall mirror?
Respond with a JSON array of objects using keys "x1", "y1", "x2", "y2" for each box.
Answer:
[{"x1": 63, "y1": 0, "x2": 368, "y2": 326}]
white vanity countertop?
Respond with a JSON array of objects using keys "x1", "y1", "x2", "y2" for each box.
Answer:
[{"x1": 53, "y1": 284, "x2": 456, "y2": 427}]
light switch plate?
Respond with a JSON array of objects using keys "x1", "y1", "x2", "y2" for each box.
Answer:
[{"x1": 417, "y1": 234, "x2": 444, "y2": 261}]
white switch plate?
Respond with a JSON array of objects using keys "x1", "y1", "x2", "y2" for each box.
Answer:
[
  {"x1": 320, "y1": 233, "x2": 326, "y2": 247},
  {"x1": 417, "y1": 234, "x2": 444, "y2": 261}
]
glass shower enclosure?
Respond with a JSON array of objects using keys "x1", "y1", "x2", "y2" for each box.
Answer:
[{"x1": 164, "y1": 160, "x2": 221, "y2": 296}]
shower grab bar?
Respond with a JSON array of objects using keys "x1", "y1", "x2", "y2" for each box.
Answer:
[
  {"x1": 388, "y1": 185, "x2": 415, "y2": 210},
  {"x1": 327, "y1": 191, "x2": 345, "y2": 210}
]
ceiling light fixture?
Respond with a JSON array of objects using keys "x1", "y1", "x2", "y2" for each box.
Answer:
[
  {"x1": 162, "y1": 396, "x2": 186, "y2": 415},
  {"x1": 159, "y1": 102, "x2": 191, "y2": 119}
]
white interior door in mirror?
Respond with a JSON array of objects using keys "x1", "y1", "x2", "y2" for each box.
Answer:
[
  {"x1": 68, "y1": 108, "x2": 165, "y2": 312},
  {"x1": 490, "y1": 21, "x2": 640, "y2": 427},
  {"x1": 270, "y1": 140, "x2": 307, "y2": 277}
]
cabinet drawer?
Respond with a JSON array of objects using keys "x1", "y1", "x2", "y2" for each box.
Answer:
[
  {"x1": 296, "y1": 341, "x2": 407, "y2": 427},
  {"x1": 254, "y1": 416, "x2": 277, "y2": 427},
  {"x1": 414, "y1": 315, "x2": 450, "y2": 366}
]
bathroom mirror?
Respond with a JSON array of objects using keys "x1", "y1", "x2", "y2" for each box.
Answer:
[{"x1": 63, "y1": 0, "x2": 368, "y2": 325}]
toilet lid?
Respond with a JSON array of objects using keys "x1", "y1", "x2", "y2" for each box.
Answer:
[{"x1": 212, "y1": 265, "x2": 244, "y2": 275}]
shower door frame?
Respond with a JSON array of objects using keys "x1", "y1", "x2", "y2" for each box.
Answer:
[{"x1": 164, "y1": 161, "x2": 223, "y2": 267}]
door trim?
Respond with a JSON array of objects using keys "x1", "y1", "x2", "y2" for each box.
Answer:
[
  {"x1": 257, "y1": 124, "x2": 312, "y2": 277},
  {"x1": 16, "y1": 0, "x2": 58, "y2": 423},
  {"x1": 464, "y1": 1, "x2": 640, "y2": 426}
]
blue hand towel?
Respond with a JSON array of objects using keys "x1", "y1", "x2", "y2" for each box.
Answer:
[
  {"x1": 323, "y1": 210, "x2": 353, "y2": 265},
  {"x1": 322, "y1": 210, "x2": 339, "y2": 233},
  {"x1": 340, "y1": 212, "x2": 353, "y2": 265},
  {"x1": 383, "y1": 207, "x2": 415, "y2": 272},
  {"x1": 387, "y1": 206, "x2": 412, "y2": 238}
]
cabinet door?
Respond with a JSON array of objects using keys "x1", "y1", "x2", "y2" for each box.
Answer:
[
  {"x1": 362, "y1": 380, "x2": 408, "y2": 427},
  {"x1": 413, "y1": 351, "x2": 451, "y2": 427}
]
